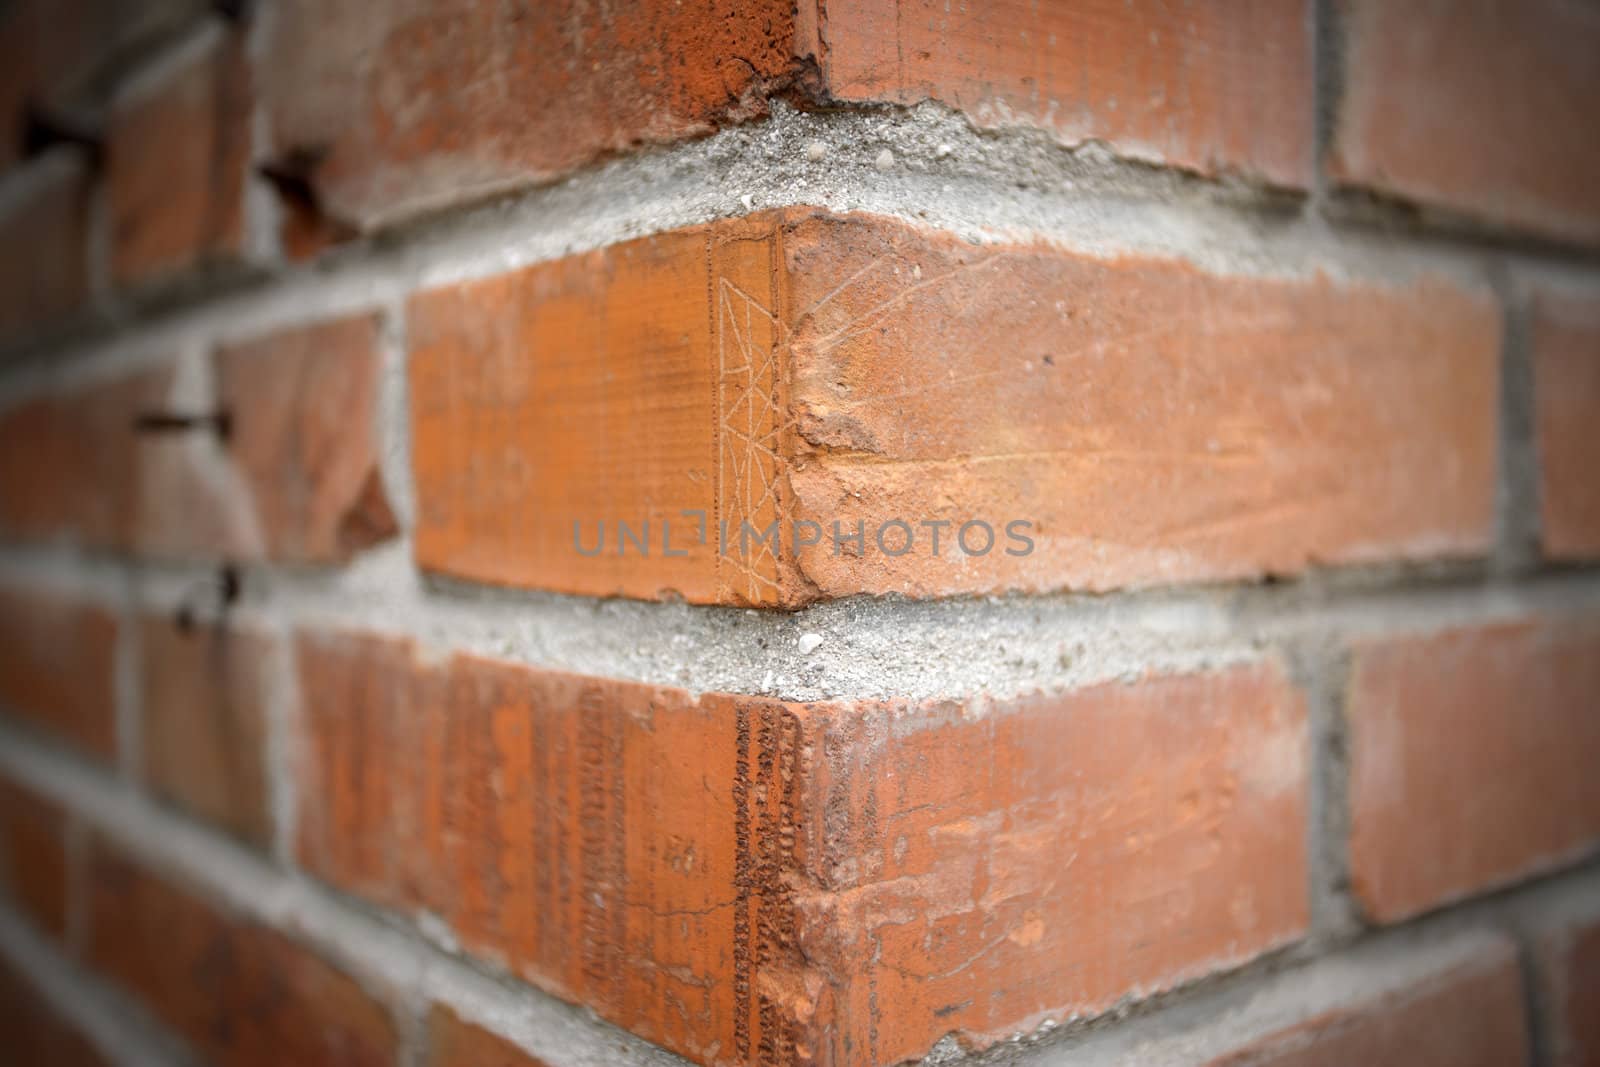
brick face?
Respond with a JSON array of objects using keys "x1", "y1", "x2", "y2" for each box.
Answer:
[
  {"x1": 815, "y1": 0, "x2": 1314, "y2": 186},
  {"x1": 0, "y1": 780, "x2": 70, "y2": 940},
  {"x1": 1204, "y1": 939, "x2": 1527, "y2": 1067},
  {"x1": 411, "y1": 208, "x2": 1499, "y2": 606},
  {"x1": 105, "y1": 27, "x2": 251, "y2": 287},
  {"x1": 139, "y1": 616, "x2": 275, "y2": 846},
  {"x1": 85, "y1": 838, "x2": 399, "y2": 1067},
  {"x1": 1541, "y1": 913, "x2": 1600, "y2": 1067},
  {"x1": 426, "y1": 1005, "x2": 549, "y2": 1067},
  {"x1": 0, "y1": 954, "x2": 107, "y2": 1067},
  {"x1": 264, "y1": 0, "x2": 800, "y2": 231},
  {"x1": 0, "y1": 316, "x2": 396, "y2": 562},
  {"x1": 296, "y1": 628, "x2": 1307, "y2": 1066},
  {"x1": 0, "y1": 585, "x2": 118, "y2": 762},
  {"x1": 215, "y1": 314, "x2": 398, "y2": 563},
  {"x1": 0, "y1": 151, "x2": 91, "y2": 341},
  {"x1": 1533, "y1": 291, "x2": 1600, "y2": 560},
  {"x1": 1331, "y1": 0, "x2": 1600, "y2": 243},
  {"x1": 1346, "y1": 619, "x2": 1600, "y2": 923}
]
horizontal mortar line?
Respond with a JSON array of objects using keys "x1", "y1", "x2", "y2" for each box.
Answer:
[
  {"x1": 0, "y1": 540, "x2": 1598, "y2": 702},
  {"x1": 0, "y1": 724, "x2": 692, "y2": 1067},
  {"x1": 0, "y1": 904, "x2": 199, "y2": 1067},
  {"x1": 5, "y1": 101, "x2": 1600, "y2": 399}
]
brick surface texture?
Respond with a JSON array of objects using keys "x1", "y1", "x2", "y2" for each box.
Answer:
[{"x1": 0, "y1": 3, "x2": 1595, "y2": 1067}]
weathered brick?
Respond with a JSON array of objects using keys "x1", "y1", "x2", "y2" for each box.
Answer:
[
  {"x1": 814, "y1": 0, "x2": 1313, "y2": 186},
  {"x1": 0, "y1": 584, "x2": 118, "y2": 762},
  {"x1": 264, "y1": 0, "x2": 800, "y2": 232},
  {"x1": 0, "y1": 780, "x2": 70, "y2": 940},
  {"x1": 297, "y1": 628, "x2": 1307, "y2": 1066},
  {"x1": 215, "y1": 313, "x2": 398, "y2": 563},
  {"x1": 86, "y1": 838, "x2": 399, "y2": 1067},
  {"x1": 139, "y1": 616, "x2": 274, "y2": 845},
  {"x1": 1537, "y1": 907, "x2": 1600, "y2": 1067},
  {"x1": 410, "y1": 208, "x2": 1499, "y2": 606},
  {"x1": 0, "y1": 150, "x2": 91, "y2": 341},
  {"x1": 1533, "y1": 290, "x2": 1600, "y2": 560},
  {"x1": 105, "y1": 26, "x2": 251, "y2": 287},
  {"x1": 0, "y1": 316, "x2": 396, "y2": 562},
  {"x1": 0, "y1": 954, "x2": 107, "y2": 1067},
  {"x1": 426, "y1": 1005, "x2": 549, "y2": 1067},
  {"x1": 1330, "y1": 0, "x2": 1600, "y2": 244},
  {"x1": 1347, "y1": 618, "x2": 1600, "y2": 923},
  {"x1": 1204, "y1": 938, "x2": 1527, "y2": 1067}
]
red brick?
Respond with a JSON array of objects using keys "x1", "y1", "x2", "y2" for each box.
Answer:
[
  {"x1": 105, "y1": 27, "x2": 251, "y2": 287},
  {"x1": 85, "y1": 838, "x2": 399, "y2": 1067},
  {"x1": 1204, "y1": 939, "x2": 1527, "y2": 1067},
  {"x1": 0, "y1": 585, "x2": 118, "y2": 761},
  {"x1": 426, "y1": 1005, "x2": 549, "y2": 1067},
  {"x1": 0, "y1": 780, "x2": 70, "y2": 940},
  {"x1": 410, "y1": 208, "x2": 1499, "y2": 606},
  {"x1": 1347, "y1": 618, "x2": 1600, "y2": 923},
  {"x1": 216, "y1": 313, "x2": 397, "y2": 563},
  {"x1": 1331, "y1": 0, "x2": 1600, "y2": 244},
  {"x1": 140, "y1": 616, "x2": 275, "y2": 845},
  {"x1": 265, "y1": 0, "x2": 800, "y2": 232},
  {"x1": 0, "y1": 151, "x2": 91, "y2": 341},
  {"x1": 297, "y1": 628, "x2": 1307, "y2": 1066},
  {"x1": 0, "y1": 317, "x2": 396, "y2": 562},
  {"x1": 814, "y1": 0, "x2": 1313, "y2": 186},
  {"x1": 1538, "y1": 909, "x2": 1600, "y2": 1067},
  {"x1": 1533, "y1": 290, "x2": 1600, "y2": 560},
  {"x1": 0, "y1": 954, "x2": 107, "y2": 1067}
]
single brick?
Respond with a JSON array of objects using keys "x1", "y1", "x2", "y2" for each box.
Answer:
[
  {"x1": 0, "y1": 150, "x2": 91, "y2": 341},
  {"x1": 139, "y1": 616, "x2": 274, "y2": 846},
  {"x1": 264, "y1": 0, "x2": 800, "y2": 232},
  {"x1": 0, "y1": 954, "x2": 107, "y2": 1067},
  {"x1": 426, "y1": 1005, "x2": 550, "y2": 1067},
  {"x1": 0, "y1": 780, "x2": 70, "y2": 941},
  {"x1": 1532, "y1": 290, "x2": 1600, "y2": 559},
  {"x1": 0, "y1": 584, "x2": 118, "y2": 762},
  {"x1": 410, "y1": 208, "x2": 1499, "y2": 606},
  {"x1": 216, "y1": 314, "x2": 397, "y2": 563},
  {"x1": 1347, "y1": 618, "x2": 1600, "y2": 923},
  {"x1": 105, "y1": 26, "x2": 251, "y2": 287},
  {"x1": 1330, "y1": 0, "x2": 1600, "y2": 244},
  {"x1": 814, "y1": 0, "x2": 1313, "y2": 186},
  {"x1": 85, "y1": 837, "x2": 399, "y2": 1067},
  {"x1": 297, "y1": 629, "x2": 1308, "y2": 1066},
  {"x1": 1204, "y1": 937, "x2": 1527, "y2": 1067}
]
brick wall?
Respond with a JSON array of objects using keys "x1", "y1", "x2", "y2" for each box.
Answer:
[{"x1": 0, "y1": 2, "x2": 1595, "y2": 1066}]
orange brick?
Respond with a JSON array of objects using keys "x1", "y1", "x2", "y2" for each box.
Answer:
[
  {"x1": 815, "y1": 0, "x2": 1313, "y2": 186},
  {"x1": 0, "y1": 316, "x2": 396, "y2": 562},
  {"x1": 0, "y1": 585, "x2": 118, "y2": 762},
  {"x1": 1538, "y1": 909, "x2": 1600, "y2": 1067},
  {"x1": 0, "y1": 954, "x2": 107, "y2": 1067},
  {"x1": 1331, "y1": 0, "x2": 1600, "y2": 244},
  {"x1": 0, "y1": 151, "x2": 90, "y2": 342},
  {"x1": 265, "y1": 0, "x2": 800, "y2": 231},
  {"x1": 297, "y1": 629, "x2": 1308, "y2": 1066},
  {"x1": 140, "y1": 616, "x2": 274, "y2": 845},
  {"x1": 0, "y1": 780, "x2": 70, "y2": 941},
  {"x1": 426, "y1": 1005, "x2": 549, "y2": 1067},
  {"x1": 1533, "y1": 290, "x2": 1600, "y2": 559},
  {"x1": 86, "y1": 838, "x2": 398, "y2": 1067},
  {"x1": 215, "y1": 314, "x2": 398, "y2": 563},
  {"x1": 1347, "y1": 619, "x2": 1600, "y2": 923},
  {"x1": 410, "y1": 209, "x2": 1499, "y2": 606},
  {"x1": 105, "y1": 26, "x2": 251, "y2": 287},
  {"x1": 1204, "y1": 939, "x2": 1527, "y2": 1067}
]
